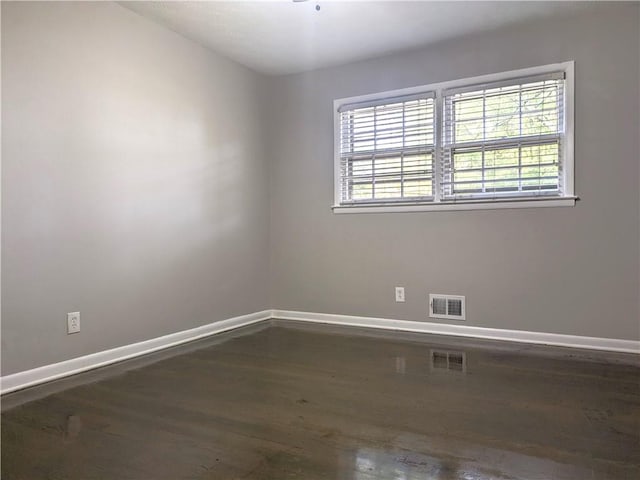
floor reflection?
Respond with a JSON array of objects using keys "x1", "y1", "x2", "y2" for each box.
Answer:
[
  {"x1": 352, "y1": 447, "x2": 491, "y2": 480},
  {"x1": 395, "y1": 356, "x2": 406, "y2": 375},
  {"x1": 354, "y1": 448, "x2": 445, "y2": 479},
  {"x1": 430, "y1": 349, "x2": 467, "y2": 373},
  {"x1": 350, "y1": 443, "x2": 599, "y2": 480}
]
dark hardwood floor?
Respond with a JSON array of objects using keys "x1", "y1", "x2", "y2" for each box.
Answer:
[{"x1": 2, "y1": 321, "x2": 639, "y2": 479}]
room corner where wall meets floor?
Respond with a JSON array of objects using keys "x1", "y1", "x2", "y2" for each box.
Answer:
[
  {"x1": 2, "y1": 0, "x2": 639, "y2": 400},
  {"x1": 2, "y1": 309, "x2": 639, "y2": 396}
]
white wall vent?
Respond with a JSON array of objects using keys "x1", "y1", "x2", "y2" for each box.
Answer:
[{"x1": 429, "y1": 294, "x2": 465, "y2": 320}]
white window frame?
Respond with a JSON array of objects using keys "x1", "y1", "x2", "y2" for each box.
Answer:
[{"x1": 333, "y1": 62, "x2": 575, "y2": 214}]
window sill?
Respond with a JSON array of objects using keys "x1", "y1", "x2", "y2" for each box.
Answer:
[{"x1": 332, "y1": 196, "x2": 577, "y2": 214}]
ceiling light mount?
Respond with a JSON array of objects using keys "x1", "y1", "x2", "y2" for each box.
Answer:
[{"x1": 292, "y1": 0, "x2": 320, "y2": 11}]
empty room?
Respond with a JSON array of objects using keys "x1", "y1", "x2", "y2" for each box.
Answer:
[{"x1": 1, "y1": 1, "x2": 639, "y2": 478}]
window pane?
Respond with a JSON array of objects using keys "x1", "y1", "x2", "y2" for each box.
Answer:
[
  {"x1": 444, "y1": 75, "x2": 564, "y2": 199},
  {"x1": 454, "y1": 96, "x2": 483, "y2": 121},
  {"x1": 375, "y1": 157, "x2": 402, "y2": 176},
  {"x1": 351, "y1": 159, "x2": 373, "y2": 177},
  {"x1": 485, "y1": 148, "x2": 519, "y2": 168},
  {"x1": 352, "y1": 183, "x2": 373, "y2": 200},
  {"x1": 403, "y1": 180, "x2": 432, "y2": 197},
  {"x1": 484, "y1": 91, "x2": 520, "y2": 140},
  {"x1": 340, "y1": 94, "x2": 434, "y2": 203},
  {"x1": 454, "y1": 151, "x2": 482, "y2": 170},
  {"x1": 403, "y1": 153, "x2": 432, "y2": 174},
  {"x1": 375, "y1": 181, "x2": 402, "y2": 199},
  {"x1": 521, "y1": 144, "x2": 558, "y2": 166},
  {"x1": 454, "y1": 119, "x2": 483, "y2": 142}
]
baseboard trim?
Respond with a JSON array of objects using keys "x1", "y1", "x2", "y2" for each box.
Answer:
[
  {"x1": 3, "y1": 308, "x2": 638, "y2": 395},
  {"x1": 271, "y1": 310, "x2": 640, "y2": 354},
  {"x1": 0, "y1": 310, "x2": 271, "y2": 395}
]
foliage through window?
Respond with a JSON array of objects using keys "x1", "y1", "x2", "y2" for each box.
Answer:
[{"x1": 334, "y1": 63, "x2": 574, "y2": 211}]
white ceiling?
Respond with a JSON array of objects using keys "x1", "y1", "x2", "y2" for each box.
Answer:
[{"x1": 119, "y1": 1, "x2": 598, "y2": 76}]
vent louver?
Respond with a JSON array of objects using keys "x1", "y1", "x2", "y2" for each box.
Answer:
[
  {"x1": 429, "y1": 294, "x2": 465, "y2": 320},
  {"x1": 432, "y1": 297, "x2": 447, "y2": 315}
]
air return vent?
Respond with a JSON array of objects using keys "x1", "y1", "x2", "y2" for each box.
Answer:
[{"x1": 429, "y1": 294, "x2": 465, "y2": 320}]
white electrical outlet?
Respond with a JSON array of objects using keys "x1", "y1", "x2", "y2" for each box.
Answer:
[
  {"x1": 67, "y1": 312, "x2": 80, "y2": 334},
  {"x1": 395, "y1": 287, "x2": 405, "y2": 302}
]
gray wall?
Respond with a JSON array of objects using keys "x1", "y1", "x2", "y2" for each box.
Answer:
[
  {"x1": 268, "y1": 4, "x2": 640, "y2": 340},
  {"x1": 1, "y1": 2, "x2": 270, "y2": 375},
  {"x1": 2, "y1": 2, "x2": 639, "y2": 377}
]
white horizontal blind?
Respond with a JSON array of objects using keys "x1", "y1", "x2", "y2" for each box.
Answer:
[
  {"x1": 442, "y1": 73, "x2": 565, "y2": 199},
  {"x1": 339, "y1": 93, "x2": 435, "y2": 204}
]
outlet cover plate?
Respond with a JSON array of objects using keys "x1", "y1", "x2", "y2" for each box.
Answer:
[{"x1": 67, "y1": 312, "x2": 80, "y2": 334}]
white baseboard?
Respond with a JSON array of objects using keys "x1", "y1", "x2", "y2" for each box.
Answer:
[
  {"x1": 0, "y1": 310, "x2": 271, "y2": 395},
  {"x1": 272, "y1": 310, "x2": 640, "y2": 354},
  {"x1": 3, "y1": 308, "x2": 638, "y2": 395}
]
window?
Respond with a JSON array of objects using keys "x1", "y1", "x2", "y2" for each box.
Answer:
[
  {"x1": 333, "y1": 62, "x2": 575, "y2": 213},
  {"x1": 337, "y1": 93, "x2": 435, "y2": 203}
]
